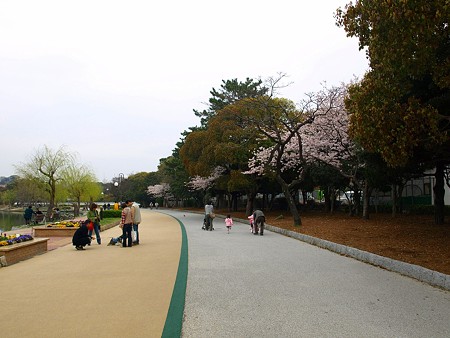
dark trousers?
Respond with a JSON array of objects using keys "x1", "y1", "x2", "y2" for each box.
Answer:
[
  {"x1": 205, "y1": 214, "x2": 213, "y2": 230},
  {"x1": 254, "y1": 216, "x2": 265, "y2": 234},
  {"x1": 122, "y1": 223, "x2": 133, "y2": 247}
]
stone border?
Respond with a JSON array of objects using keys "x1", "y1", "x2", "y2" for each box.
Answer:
[
  {"x1": 264, "y1": 223, "x2": 450, "y2": 291},
  {"x1": 0, "y1": 238, "x2": 49, "y2": 267}
]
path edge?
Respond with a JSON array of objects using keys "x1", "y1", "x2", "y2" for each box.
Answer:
[{"x1": 161, "y1": 215, "x2": 188, "y2": 338}]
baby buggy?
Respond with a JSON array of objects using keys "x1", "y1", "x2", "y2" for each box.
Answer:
[{"x1": 201, "y1": 216, "x2": 214, "y2": 231}]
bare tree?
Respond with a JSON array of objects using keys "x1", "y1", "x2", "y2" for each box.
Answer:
[{"x1": 15, "y1": 145, "x2": 75, "y2": 216}]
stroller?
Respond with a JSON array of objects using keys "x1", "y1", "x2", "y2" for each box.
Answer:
[{"x1": 201, "y1": 216, "x2": 214, "y2": 231}]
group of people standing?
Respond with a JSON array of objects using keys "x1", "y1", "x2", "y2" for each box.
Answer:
[
  {"x1": 203, "y1": 201, "x2": 266, "y2": 235},
  {"x1": 119, "y1": 200, "x2": 141, "y2": 247},
  {"x1": 72, "y1": 200, "x2": 141, "y2": 250}
]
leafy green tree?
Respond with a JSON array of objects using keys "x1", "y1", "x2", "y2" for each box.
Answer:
[
  {"x1": 0, "y1": 189, "x2": 15, "y2": 208},
  {"x1": 194, "y1": 78, "x2": 268, "y2": 127},
  {"x1": 83, "y1": 181, "x2": 103, "y2": 205},
  {"x1": 336, "y1": 0, "x2": 450, "y2": 224},
  {"x1": 126, "y1": 172, "x2": 161, "y2": 207},
  {"x1": 61, "y1": 163, "x2": 99, "y2": 216},
  {"x1": 181, "y1": 97, "x2": 264, "y2": 213},
  {"x1": 158, "y1": 150, "x2": 192, "y2": 207}
]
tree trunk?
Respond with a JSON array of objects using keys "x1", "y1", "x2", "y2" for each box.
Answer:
[
  {"x1": 362, "y1": 182, "x2": 371, "y2": 219},
  {"x1": 434, "y1": 162, "x2": 445, "y2": 225},
  {"x1": 226, "y1": 192, "x2": 232, "y2": 212},
  {"x1": 391, "y1": 184, "x2": 397, "y2": 217},
  {"x1": 276, "y1": 175, "x2": 301, "y2": 226},
  {"x1": 245, "y1": 190, "x2": 256, "y2": 216},
  {"x1": 232, "y1": 193, "x2": 238, "y2": 212},
  {"x1": 353, "y1": 189, "x2": 361, "y2": 216},
  {"x1": 268, "y1": 193, "x2": 275, "y2": 211},
  {"x1": 329, "y1": 188, "x2": 336, "y2": 214},
  {"x1": 44, "y1": 177, "x2": 57, "y2": 218},
  {"x1": 324, "y1": 188, "x2": 331, "y2": 213},
  {"x1": 74, "y1": 197, "x2": 81, "y2": 217}
]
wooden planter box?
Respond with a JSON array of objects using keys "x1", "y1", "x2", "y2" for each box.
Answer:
[
  {"x1": 33, "y1": 226, "x2": 78, "y2": 237},
  {"x1": 0, "y1": 238, "x2": 49, "y2": 266}
]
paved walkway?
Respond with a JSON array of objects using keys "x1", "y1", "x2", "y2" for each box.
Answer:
[
  {"x1": 0, "y1": 210, "x2": 184, "y2": 338},
  {"x1": 2, "y1": 209, "x2": 450, "y2": 337},
  {"x1": 159, "y1": 210, "x2": 450, "y2": 338}
]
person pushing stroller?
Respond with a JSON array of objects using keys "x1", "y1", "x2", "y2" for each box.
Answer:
[{"x1": 203, "y1": 201, "x2": 215, "y2": 231}]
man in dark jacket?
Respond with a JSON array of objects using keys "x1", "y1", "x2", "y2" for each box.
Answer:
[
  {"x1": 23, "y1": 206, "x2": 34, "y2": 225},
  {"x1": 72, "y1": 221, "x2": 92, "y2": 250},
  {"x1": 252, "y1": 210, "x2": 265, "y2": 236}
]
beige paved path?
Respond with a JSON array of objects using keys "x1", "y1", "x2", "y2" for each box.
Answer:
[{"x1": 0, "y1": 210, "x2": 182, "y2": 338}]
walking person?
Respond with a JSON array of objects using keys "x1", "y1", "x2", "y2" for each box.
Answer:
[
  {"x1": 120, "y1": 202, "x2": 133, "y2": 247},
  {"x1": 225, "y1": 214, "x2": 233, "y2": 234},
  {"x1": 130, "y1": 200, "x2": 141, "y2": 245},
  {"x1": 248, "y1": 214, "x2": 254, "y2": 233},
  {"x1": 87, "y1": 203, "x2": 101, "y2": 244},
  {"x1": 252, "y1": 209, "x2": 265, "y2": 236},
  {"x1": 204, "y1": 201, "x2": 214, "y2": 231}
]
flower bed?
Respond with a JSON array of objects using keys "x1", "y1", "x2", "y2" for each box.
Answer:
[
  {"x1": 0, "y1": 234, "x2": 33, "y2": 246},
  {"x1": 33, "y1": 220, "x2": 81, "y2": 237},
  {"x1": 46, "y1": 220, "x2": 80, "y2": 228},
  {"x1": 0, "y1": 235, "x2": 48, "y2": 267}
]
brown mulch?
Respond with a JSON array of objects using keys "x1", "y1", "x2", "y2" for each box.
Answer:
[{"x1": 224, "y1": 210, "x2": 450, "y2": 275}]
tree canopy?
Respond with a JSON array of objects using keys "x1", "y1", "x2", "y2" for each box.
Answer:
[
  {"x1": 194, "y1": 78, "x2": 268, "y2": 127},
  {"x1": 336, "y1": 0, "x2": 450, "y2": 223}
]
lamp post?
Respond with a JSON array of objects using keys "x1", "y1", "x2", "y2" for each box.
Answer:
[{"x1": 114, "y1": 173, "x2": 124, "y2": 202}]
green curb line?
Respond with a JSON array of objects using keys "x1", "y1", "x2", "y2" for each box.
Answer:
[{"x1": 162, "y1": 216, "x2": 188, "y2": 338}]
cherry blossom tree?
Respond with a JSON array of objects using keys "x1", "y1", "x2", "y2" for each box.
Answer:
[
  {"x1": 186, "y1": 166, "x2": 226, "y2": 191},
  {"x1": 301, "y1": 84, "x2": 367, "y2": 216},
  {"x1": 246, "y1": 83, "x2": 356, "y2": 225},
  {"x1": 147, "y1": 183, "x2": 172, "y2": 207}
]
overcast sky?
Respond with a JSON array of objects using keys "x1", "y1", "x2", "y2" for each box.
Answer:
[{"x1": 0, "y1": 0, "x2": 368, "y2": 182}]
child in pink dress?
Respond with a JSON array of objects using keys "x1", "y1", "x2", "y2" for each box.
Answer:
[
  {"x1": 225, "y1": 214, "x2": 233, "y2": 234},
  {"x1": 248, "y1": 214, "x2": 254, "y2": 233}
]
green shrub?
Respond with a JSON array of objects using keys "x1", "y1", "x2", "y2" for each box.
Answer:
[{"x1": 102, "y1": 209, "x2": 122, "y2": 218}]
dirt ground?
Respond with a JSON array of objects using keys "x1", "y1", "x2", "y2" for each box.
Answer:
[{"x1": 225, "y1": 209, "x2": 450, "y2": 275}]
